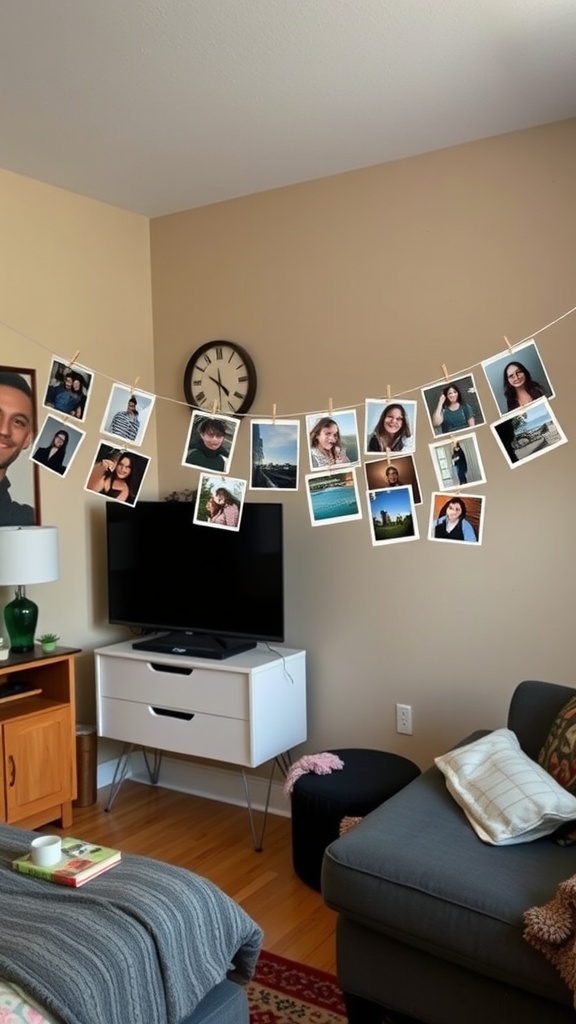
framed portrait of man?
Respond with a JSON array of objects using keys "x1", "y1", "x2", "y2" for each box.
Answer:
[{"x1": 0, "y1": 365, "x2": 40, "y2": 525}]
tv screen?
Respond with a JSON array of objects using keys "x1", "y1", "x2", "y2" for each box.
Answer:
[{"x1": 105, "y1": 500, "x2": 284, "y2": 656}]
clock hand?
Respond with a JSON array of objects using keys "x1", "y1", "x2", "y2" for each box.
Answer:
[
  {"x1": 216, "y1": 367, "x2": 231, "y2": 397},
  {"x1": 207, "y1": 374, "x2": 230, "y2": 397}
]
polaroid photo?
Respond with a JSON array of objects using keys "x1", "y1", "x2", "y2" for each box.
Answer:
[
  {"x1": 490, "y1": 397, "x2": 567, "y2": 469},
  {"x1": 428, "y1": 492, "x2": 485, "y2": 545},
  {"x1": 364, "y1": 399, "x2": 417, "y2": 456},
  {"x1": 364, "y1": 454, "x2": 422, "y2": 504},
  {"x1": 100, "y1": 384, "x2": 155, "y2": 448},
  {"x1": 305, "y1": 469, "x2": 362, "y2": 526},
  {"x1": 182, "y1": 411, "x2": 239, "y2": 475},
  {"x1": 43, "y1": 357, "x2": 94, "y2": 423},
  {"x1": 481, "y1": 339, "x2": 555, "y2": 417},
  {"x1": 30, "y1": 414, "x2": 85, "y2": 478},
  {"x1": 250, "y1": 419, "x2": 300, "y2": 491},
  {"x1": 193, "y1": 473, "x2": 246, "y2": 531},
  {"x1": 84, "y1": 442, "x2": 150, "y2": 506},
  {"x1": 421, "y1": 374, "x2": 486, "y2": 437},
  {"x1": 428, "y1": 432, "x2": 486, "y2": 492},
  {"x1": 366, "y1": 486, "x2": 419, "y2": 546},
  {"x1": 306, "y1": 409, "x2": 360, "y2": 472}
]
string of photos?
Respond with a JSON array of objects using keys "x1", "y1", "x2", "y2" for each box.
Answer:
[{"x1": 6, "y1": 302, "x2": 575, "y2": 547}]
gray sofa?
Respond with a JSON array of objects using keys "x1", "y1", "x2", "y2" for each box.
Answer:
[{"x1": 322, "y1": 680, "x2": 576, "y2": 1024}]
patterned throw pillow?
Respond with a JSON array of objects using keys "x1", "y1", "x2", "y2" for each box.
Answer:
[
  {"x1": 435, "y1": 728, "x2": 576, "y2": 845},
  {"x1": 538, "y1": 695, "x2": 576, "y2": 794}
]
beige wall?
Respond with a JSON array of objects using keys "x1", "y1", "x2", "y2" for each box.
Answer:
[
  {"x1": 1, "y1": 120, "x2": 574, "y2": 770},
  {"x1": 1, "y1": 169, "x2": 157, "y2": 722},
  {"x1": 150, "y1": 119, "x2": 576, "y2": 767}
]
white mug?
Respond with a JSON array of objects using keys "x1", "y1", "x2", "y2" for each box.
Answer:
[{"x1": 30, "y1": 835, "x2": 62, "y2": 867}]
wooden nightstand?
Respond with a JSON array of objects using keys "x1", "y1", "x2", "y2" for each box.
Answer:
[{"x1": 0, "y1": 647, "x2": 80, "y2": 829}]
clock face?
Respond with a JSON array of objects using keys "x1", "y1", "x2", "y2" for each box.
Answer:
[{"x1": 183, "y1": 341, "x2": 257, "y2": 416}]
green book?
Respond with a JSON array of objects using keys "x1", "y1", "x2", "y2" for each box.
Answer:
[{"x1": 13, "y1": 837, "x2": 121, "y2": 887}]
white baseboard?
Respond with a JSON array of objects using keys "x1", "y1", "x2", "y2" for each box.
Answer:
[{"x1": 97, "y1": 752, "x2": 291, "y2": 818}]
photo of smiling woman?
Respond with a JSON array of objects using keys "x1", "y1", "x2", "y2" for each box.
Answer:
[
  {"x1": 32, "y1": 413, "x2": 85, "y2": 480},
  {"x1": 85, "y1": 443, "x2": 150, "y2": 506},
  {"x1": 422, "y1": 374, "x2": 486, "y2": 437},
  {"x1": 193, "y1": 473, "x2": 246, "y2": 532},
  {"x1": 481, "y1": 339, "x2": 554, "y2": 416},
  {"x1": 428, "y1": 492, "x2": 484, "y2": 546},
  {"x1": 365, "y1": 400, "x2": 416, "y2": 454},
  {"x1": 309, "y1": 416, "x2": 350, "y2": 468},
  {"x1": 502, "y1": 361, "x2": 546, "y2": 410},
  {"x1": 307, "y1": 410, "x2": 360, "y2": 471},
  {"x1": 32, "y1": 427, "x2": 69, "y2": 475}
]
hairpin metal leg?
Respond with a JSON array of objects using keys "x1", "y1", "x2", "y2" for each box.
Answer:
[
  {"x1": 241, "y1": 759, "x2": 276, "y2": 852},
  {"x1": 105, "y1": 745, "x2": 163, "y2": 811},
  {"x1": 275, "y1": 751, "x2": 292, "y2": 777},
  {"x1": 142, "y1": 748, "x2": 163, "y2": 784},
  {"x1": 105, "y1": 743, "x2": 135, "y2": 811}
]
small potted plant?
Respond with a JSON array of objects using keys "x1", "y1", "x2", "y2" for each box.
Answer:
[{"x1": 37, "y1": 632, "x2": 60, "y2": 653}]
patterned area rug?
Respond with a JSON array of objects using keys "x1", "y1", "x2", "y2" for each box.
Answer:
[{"x1": 248, "y1": 950, "x2": 347, "y2": 1023}]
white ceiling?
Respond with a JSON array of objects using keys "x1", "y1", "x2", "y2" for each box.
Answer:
[{"x1": 1, "y1": 0, "x2": 575, "y2": 218}]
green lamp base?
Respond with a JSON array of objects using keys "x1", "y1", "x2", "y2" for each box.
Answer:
[{"x1": 4, "y1": 588, "x2": 38, "y2": 654}]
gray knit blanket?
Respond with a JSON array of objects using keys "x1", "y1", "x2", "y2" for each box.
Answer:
[{"x1": 0, "y1": 824, "x2": 262, "y2": 1024}]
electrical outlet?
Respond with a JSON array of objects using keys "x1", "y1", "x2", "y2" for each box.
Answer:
[{"x1": 396, "y1": 703, "x2": 413, "y2": 735}]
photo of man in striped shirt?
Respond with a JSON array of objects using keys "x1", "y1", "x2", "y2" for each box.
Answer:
[{"x1": 107, "y1": 396, "x2": 140, "y2": 442}]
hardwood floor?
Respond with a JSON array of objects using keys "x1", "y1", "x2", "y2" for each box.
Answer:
[{"x1": 52, "y1": 781, "x2": 338, "y2": 973}]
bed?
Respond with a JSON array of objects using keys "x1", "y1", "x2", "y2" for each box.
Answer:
[{"x1": 0, "y1": 823, "x2": 262, "y2": 1024}]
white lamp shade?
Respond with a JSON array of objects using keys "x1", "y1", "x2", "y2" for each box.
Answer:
[{"x1": 0, "y1": 526, "x2": 59, "y2": 586}]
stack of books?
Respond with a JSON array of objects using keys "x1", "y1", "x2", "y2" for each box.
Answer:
[{"x1": 13, "y1": 838, "x2": 121, "y2": 887}]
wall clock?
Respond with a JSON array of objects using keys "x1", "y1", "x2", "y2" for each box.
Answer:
[{"x1": 183, "y1": 340, "x2": 257, "y2": 416}]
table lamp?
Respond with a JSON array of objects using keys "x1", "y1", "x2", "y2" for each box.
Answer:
[{"x1": 0, "y1": 526, "x2": 59, "y2": 653}]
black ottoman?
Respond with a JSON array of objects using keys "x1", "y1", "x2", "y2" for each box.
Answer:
[{"x1": 291, "y1": 748, "x2": 420, "y2": 891}]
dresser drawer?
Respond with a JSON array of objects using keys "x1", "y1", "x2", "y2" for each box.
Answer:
[
  {"x1": 99, "y1": 697, "x2": 251, "y2": 765},
  {"x1": 97, "y1": 656, "x2": 248, "y2": 719}
]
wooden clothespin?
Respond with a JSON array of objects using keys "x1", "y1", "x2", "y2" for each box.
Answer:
[
  {"x1": 503, "y1": 336, "x2": 513, "y2": 353},
  {"x1": 385, "y1": 447, "x2": 392, "y2": 465},
  {"x1": 386, "y1": 385, "x2": 392, "y2": 402},
  {"x1": 211, "y1": 399, "x2": 218, "y2": 415},
  {"x1": 66, "y1": 350, "x2": 80, "y2": 368},
  {"x1": 272, "y1": 403, "x2": 277, "y2": 424},
  {"x1": 328, "y1": 398, "x2": 333, "y2": 417},
  {"x1": 131, "y1": 376, "x2": 140, "y2": 393},
  {"x1": 441, "y1": 363, "x2": 449, "y2": 380}
]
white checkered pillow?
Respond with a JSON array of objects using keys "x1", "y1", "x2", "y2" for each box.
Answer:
[{"x1": 435, "y1": 728, "x2": 576, "y2": 845}]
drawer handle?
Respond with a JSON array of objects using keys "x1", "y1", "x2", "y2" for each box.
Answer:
[
  {"x1": 8, "y1": 755, "x2": 16, "y2": 787},
  {"x1": 151, "y1": 706, "x2": 195, "y2": 721},
  {"x1": 149, "y1": 663, "x2": 193, "y2": 676}
]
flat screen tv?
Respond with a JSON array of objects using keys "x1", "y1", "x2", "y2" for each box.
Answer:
[{"x1": 105, "y1": 500, "x2": 284, "y2": 659}]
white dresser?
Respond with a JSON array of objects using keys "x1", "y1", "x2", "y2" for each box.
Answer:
[{"x1": 95, "y1": 639, "x2": 307, "y2": 769}]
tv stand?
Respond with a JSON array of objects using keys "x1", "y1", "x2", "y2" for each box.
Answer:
[
  {"x1": 132, "y1": 632, "x2": 257, "y2": 660},
  {"x1": 94, "y1": 639, "x2": 307, "y2": 849}
]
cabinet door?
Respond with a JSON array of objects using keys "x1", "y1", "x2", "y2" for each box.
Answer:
[
  {"x1": 0, "y1": 739, "x2": 5, "y2": 822},
  {"x1": 3, "y1": 707, "x2": 73, "y2": 822}
]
